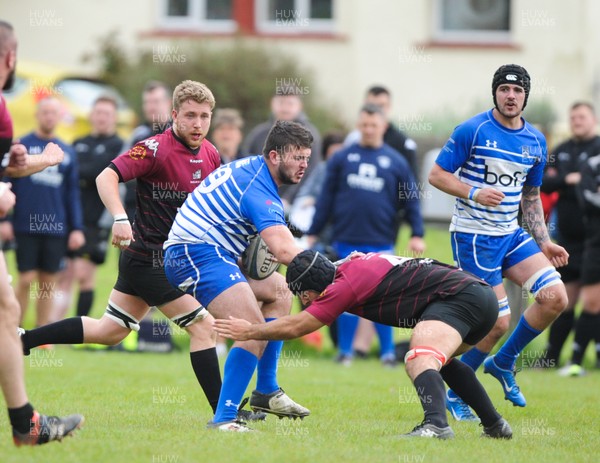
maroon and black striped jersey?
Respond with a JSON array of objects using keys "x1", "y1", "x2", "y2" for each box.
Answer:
[
  {"x1": 0, "y1": 95, "x2": 13, "y2": 169},
  {"x1": 110, "y1": 128, "x2": 220, "y2": 262},
  {"x1": 305, "y1": 253, "x2": 487, "y2": 327}
]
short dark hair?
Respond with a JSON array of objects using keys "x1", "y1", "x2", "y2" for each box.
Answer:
[
  {"x1": 367, "y1": 85, "x2": 390, "y2": 97},
  {"x1": 143, "y1": 80, "x2": 171, "y2": 96},
  {"x1": 321, "y1": 131, "x2": 345, "y2": 158},
  {"x1": 571, "y1": 101, "x2": 595, "y2": 115},
  {"x1": 360, "y1": 103, "x2": 385, "y2": 117},
  {"x1": 93, "y1": 94, "x2": 118, "y2": 110},
  {"x1": 263, "y1": 120, "x2": 314, "y2": 156}
]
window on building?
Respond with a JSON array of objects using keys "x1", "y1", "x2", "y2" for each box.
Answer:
[
  {"x1": 160, "y1": 0, "x2": 236, "y2": 32},
  {"x1": 256, "y1": 0, "x2": 335, "y2": 34},
  {"x1": 433, "y1": 0, "x2": 511, "y2": 43}
]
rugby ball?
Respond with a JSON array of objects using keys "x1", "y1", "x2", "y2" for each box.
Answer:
[{"x1": 242, "y1": 235, "x2": 279, "y2": 280}]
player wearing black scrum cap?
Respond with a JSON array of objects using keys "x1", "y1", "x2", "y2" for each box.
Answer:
[{"x1": 215, "y1": 250, "x2": 513, "y2": 440}]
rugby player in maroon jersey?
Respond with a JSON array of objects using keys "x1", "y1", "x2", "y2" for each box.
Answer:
[{"x1": 215, "y1": 250, "x2": 513, "y2": 439}]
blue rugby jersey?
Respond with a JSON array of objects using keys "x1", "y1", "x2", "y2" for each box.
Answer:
[
  {"x1": 436, "y1": 109, "x2": 546, "y2": 235},
  {"x1": 164, "y1": 155, "x2": 286, "y2": 256}
]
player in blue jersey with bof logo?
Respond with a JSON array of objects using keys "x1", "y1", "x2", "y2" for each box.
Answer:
[
  {"x1": 429, "y1": 64, "x2": 569, "y2": 419},
  {"x1": 164, "y1": 120, "x2": 312, "y2": 431}
]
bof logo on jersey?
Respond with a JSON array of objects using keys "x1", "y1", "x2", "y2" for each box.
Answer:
[
  {"x1": 522, "y1": 145, "x2": 531, "y2": 159},
  {"x1": 192, "y1": 169, "x2": 202, "y2": 180}
]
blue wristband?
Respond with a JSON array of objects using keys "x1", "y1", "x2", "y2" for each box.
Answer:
[{"x1": 468, "y1": 187, "x2": 479, "y2": 201}]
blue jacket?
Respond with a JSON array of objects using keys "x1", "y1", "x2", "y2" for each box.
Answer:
[
  {"x1": 308, "y1": 142, "x2": 424, "y2": 245},
  {"x1": 7, "y1": 133, "x2": 83, "y2": 236}
]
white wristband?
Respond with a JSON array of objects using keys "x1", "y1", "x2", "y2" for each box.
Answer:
[{"x1": 114, "y1": 214, "x2": 129, "y2": 222}]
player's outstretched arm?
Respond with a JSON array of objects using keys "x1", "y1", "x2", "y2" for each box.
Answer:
[
  {"x1": 4, "y1": 142, "x2": 64, "y2": 177},
  {"x1": 214, "y1": 311, "x2": 324, "y2": 341}
]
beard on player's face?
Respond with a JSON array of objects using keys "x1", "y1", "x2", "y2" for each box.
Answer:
[
  {"x1": 3, "y1": 66, "x2": 15, "y2": 91},
  {"x1": 277, "y1": 163, "x2": 297, "y2": 185}
]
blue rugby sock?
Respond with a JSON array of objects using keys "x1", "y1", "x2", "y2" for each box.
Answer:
[
  {"x1": 494, "y1": 315, "x2": 542, "y2": 370},
  {"x1": 460, "y1": 347, "x2": 489, "y2": 372},
  {"x1": 213, "y1": 347, "x2": 257, "y2": 423},
  {"x1": 337, "y1": 313, "x2": 359, "y2": 356},
  {"x1": 374, "y1": 322, "x2": 394, "y2": 357},
  {"x1": 255, "y1": 318, "x2": 282, "y2": 394}
]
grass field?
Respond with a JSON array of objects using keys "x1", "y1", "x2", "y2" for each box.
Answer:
[{"x1": 1, "y1": 225, "x2": 599, "y2": 462}]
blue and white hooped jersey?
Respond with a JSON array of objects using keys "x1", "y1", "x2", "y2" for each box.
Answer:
[
  {"x1": 164, "y1": 155, "x2": 286, "y2": 256},
  {"x1": 436, "y1": 109, "x2": 547, "y2": 235}
]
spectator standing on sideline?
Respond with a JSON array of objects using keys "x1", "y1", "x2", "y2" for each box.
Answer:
[
  {"x1": 0, "y1": 19, "x2": 82, "y2": 446},
  {"x1": 558, "y1": 120, "x2": 600, "y2": 376},
  {"x1": 307, "y1": 104, "x2": 425, "y2": 367},
  {"x1": 345, "y1": 85, "x2": 418, "y2": 176},
  {"x1": 243, "y1": 87, "x2": 322, "y2": 207},
  {"x1": 55, "y1": 95, "x2": 124, "y2": 319},
  {"x1": 429, "y1": 64, "x2": 568, "y2": 419},
  {"x1": 541, "y1": 102, "x2": 600, "y2": 370},
  {"x1": 211, "y1": 108, "x2": 246, "y2": 164},
  {"x1": 7, "y1": 96, "x2": 84, "y2": 327}
]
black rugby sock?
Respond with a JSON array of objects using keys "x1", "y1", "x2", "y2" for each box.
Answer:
[
  {"x1": 22, "y1": 317, "x2": 84, "y2": 351},
  {"x1": 8, "y1": 403, "x2": 35, "y2": 434},
  {"x1": 190, "y1": 348, "x2": 222, "y2": 414},
  {"x1": 412, "y1": 369, "x2": 448, "y2": 428},
  {"x1": 76, "y1": 290, "x2": 94, "y2": 317},
  {"x1": 546, "y1": 309, "x2": 574, "y2": 364},
  {"x1": 571, "y1": 312, "x2": 600, "y2": 365},
  {"x1": 440, "y1": 359, "x2": 501, "y2": 427}
]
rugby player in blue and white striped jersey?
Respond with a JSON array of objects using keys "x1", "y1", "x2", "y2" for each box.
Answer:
[{"x1": 429, "y1": 64, "x2": 569, "y2": 417}]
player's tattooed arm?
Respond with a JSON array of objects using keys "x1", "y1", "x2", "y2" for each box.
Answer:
[{"x1": 521, "y1": 185, "x2": 550, "y2": 246}]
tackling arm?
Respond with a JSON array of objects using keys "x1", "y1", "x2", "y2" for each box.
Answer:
[{"x1": 214, "y1": 311, "x2": 325, "y2": 341}]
